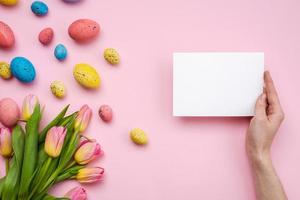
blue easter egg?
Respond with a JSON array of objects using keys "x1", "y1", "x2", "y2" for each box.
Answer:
[
  {"x1": 54, "y1": 44, "x2": 68, "y2": 61},
  {"x1": 31, "y1": 1, "x2": 48, "y2": 16},
  {"x1": 10, "y1": 57, "x2": 36, "y2": 83}
]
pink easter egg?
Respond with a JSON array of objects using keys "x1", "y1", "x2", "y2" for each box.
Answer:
[
  {"x1": 38, "y1": 27, "x2": 54, "y2": 45},
  {"x1": 0, "y1": 98, "x2": 20, "y2": 127},
  {"x1": 0, "y1": 21, "x2": 15, "y2": 48},
  {"x1": 98, "y1": 105, "x2": 113, "y2": 122},
  {"x1": 68, "y1": 19, "x2": 100, "y2": 42}
]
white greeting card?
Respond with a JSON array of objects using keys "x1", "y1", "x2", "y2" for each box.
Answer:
[{"x1": 173, "y1": 52, "x2": 264, "y2": 116}]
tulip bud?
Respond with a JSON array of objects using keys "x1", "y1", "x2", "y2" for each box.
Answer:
[
  {"x1": 22, "y1": 94, "x2": 39, "y2": 120},
  {"x1": 0, "y1": 127, "x2": 12, "y2": 158},
  {"x1": 74, "y1": 105, "x2": 92, "y2": 133},
  {"x1": 76, "y1": 167, "x2": 104, "y2": 183},
  {"x1": 44, "y1": 126, "x2": 66, "y2": 158},
  {"x1": 65, "y1": 186, "x2": 87, "y2": 200},
  {"x1": 74, "y1": 140, "x2": 103, "y2": 165}
]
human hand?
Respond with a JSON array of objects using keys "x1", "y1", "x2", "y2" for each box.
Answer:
[{"x1": 246, "y1": 71, "x2": 285, "y2": 162}]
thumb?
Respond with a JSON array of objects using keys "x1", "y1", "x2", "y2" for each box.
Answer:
[{"x1": 255, "y1": 93, "x2": 267, "y2": 119}]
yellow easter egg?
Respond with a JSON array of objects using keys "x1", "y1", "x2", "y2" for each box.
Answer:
[
  {"x1": 73, "y1": 63, "x2": 100, "y2": 89},
  {"x1": 104, "y1": 48, "x2": 120, "y2": 65},
  {"x1": 0, "y1": 62, "x2": 12, "y2": 79},
  {"x1": 50, "y1": 81, "x2": 66, "y2": 98},
  {"x1": 0, "y1": 0, "x2": 18, "y2": 6},
  {"x1": 130, "y1": 128, "x2": 148, "y2": 145}
]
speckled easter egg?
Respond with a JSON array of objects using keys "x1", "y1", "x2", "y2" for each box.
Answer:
[
  {"x1": 62, "y1": 0, "x2": 82, "y2": 2},
  {"x1": 54, "y1": 44, "x2": 67, "y2": 61},
  {"x1": 0, "y1": 0, "x2": 18, "y2": 6},
  {"x1": 50, "y1": 80, "x2": 66, "y2": 98},
  {"x1": 38, "y1": 27, "x2": 53, "y2": 45},
  {"x1": 68, "y1": 19, "x2": 100, "y2": 42},
  {"x1": 130, "y1": 128, "x2": 148, "y2": 145},
  {"x1": 104, "y1": 48, "x2": 120, "y2": 65},
  {"x1": 73, "y1": 63, "x2": 100, "y2": 89},
  {"x1": 0, "y1": 62, "x2": 12, "y2": 79},
  {"x1": 0, "y1": 98, "x2": 20, "y2": 127},
  {"x1": 10, "y1": 57, "x2": 36, "y2": 83},
  {"x1": 0, "y1": 21, "x2": 15, "y2": 48},
  {"x1": 31, "y1": 1, "x2": 48, "y2": 16},
  {"x1": 98, "y1": 105, "x2": 113, "y2": 122}
]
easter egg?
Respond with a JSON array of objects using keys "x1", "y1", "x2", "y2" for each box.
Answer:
[
  {"x1": 98, "y1": 105, "x2": 113, "y2": 122},
  {"x1": 10, "y1": 57, "x2": 36, "y2": 83},
  {"x1": 62, "y1": 0, "x2": 82, "y2": 3},
  {"x1": 38, "y1": 27, "x2": 53, "y2": 45},
  {"x1": 130, "y1": 128, "x2": 148, "y2": 145},
  {"x1": 31, "y1": 1, "x2": 48, "y2": 16},
  {"x1": 104, "y1": 48, "x2": 120, "y2": 65},
  {"x1": 73, "y1": 63, "x2": 100, "y2": 89},
  {"x1": 0, "y1": 62, "x2": 12, "y2": 79},
  {"x1": 0, "y1": 21, "x2": 15, "y2": 48},
  {"x1": 68, "y1": 19, "x2": 100, "y2": 42},
  {"x1": 54, "y1": 44, "x2": 67, "y2": 61},
  {"x1": 0, "y1": 98, "x2": 20, "y2": 127},
  {"x1": 0, "y1": 0, "x2": 18, "y2": 6},
  {"x1": 50, "y1": 80, "x2": 66, "y2": 98}
]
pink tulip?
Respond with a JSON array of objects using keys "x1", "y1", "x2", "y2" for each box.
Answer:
[
  {"x1": 74, "y1": 105, "x2": 92, "y2": 133},
  {"x1": 74, "y1": 140, "x2": 103, "y2": 165},
  {"x1": 0, "y1": 127, "x2": 12, "y2": 158},
  {"x1": 78, "y1": 137, "x2": 96, "y2": 147},
  {"x1": 22, "y1": 94, "x2": 39, "y2": 120},
  {"x1": 65, "y1": 186, "x2": 87, "y2": 200},
  {"x1": 44, "y1": 126, "x2": 66, "y2": 158},
  {"x1": 76, "y1": 167, "x2": 104, "y2": 183}
]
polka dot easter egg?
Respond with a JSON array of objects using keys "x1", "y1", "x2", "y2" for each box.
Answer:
[
  {"x1": 73, "y1": 63, "x2": 100, "y2": 89},
  {"x1": 39, "y1": 27, "x2": 54, "y2": 45},
  {"x1": 68, "y1": 19, "x2": 100, "y2": 42},
  {"x1": 54, "y1": 44, "x2": 68, "y2": 61},
  {"x1": 31, "y1": 1, "x2": 48, "y2": 16},
  {"x1": 0, "y1": 62, "x2": 12, "y2": 79},
  {"x1": 0, "y1": 0, "x2": 18, "y2": 6},
  {"x1": 10, "y1": 57, "x2": 36, "y2": 83},
  {"x1": 0, "y1": 98, "x2": 20, "y2": 127},
  {"x1": 50, "y1": 81, "x2": 66, "y2": 98},
  {"x1": 130, "y1": 128, "x2": 148, "y2": 145},
  {"x1": 99, "y1": 105, "x2": 113, "y2": 122},
  {"x1": 104, "y1": 48, "x2": 120, "y2": 65},
  {"x1": 0, "y1": 21, "x2": 15, "y2": 48}
]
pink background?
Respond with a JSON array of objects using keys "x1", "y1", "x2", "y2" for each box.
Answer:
[{"x1": 1, "y1": 0, "x2": 300, "y2": 199}]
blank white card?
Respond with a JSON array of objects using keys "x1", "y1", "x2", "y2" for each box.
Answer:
[{"x1": 173, "y1": 52, "x2": 264, "y2": 116}]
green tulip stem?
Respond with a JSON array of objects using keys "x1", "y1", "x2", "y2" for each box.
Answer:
[
  {"x1": 5, "y1": 158, "x2": 9, "y2": 175},
  {"x1": 28, "y1": 157, "x2": 52, "y2": 199},
  {"x1": 65, "y1": 160, "x2": 76, "y2": 170}
]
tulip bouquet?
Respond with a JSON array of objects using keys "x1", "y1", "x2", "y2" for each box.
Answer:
[{"x1": 0, "y1": 94, "x2": 104, "y2": 200}]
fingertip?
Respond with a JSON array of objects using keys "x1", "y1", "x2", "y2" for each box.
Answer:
[
  {"x1": 264, "y1": 70, "x2": 273, "y2": 82},
  {"x1": 264, "y1": 70, "x2": 270, "y2": 76}
]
